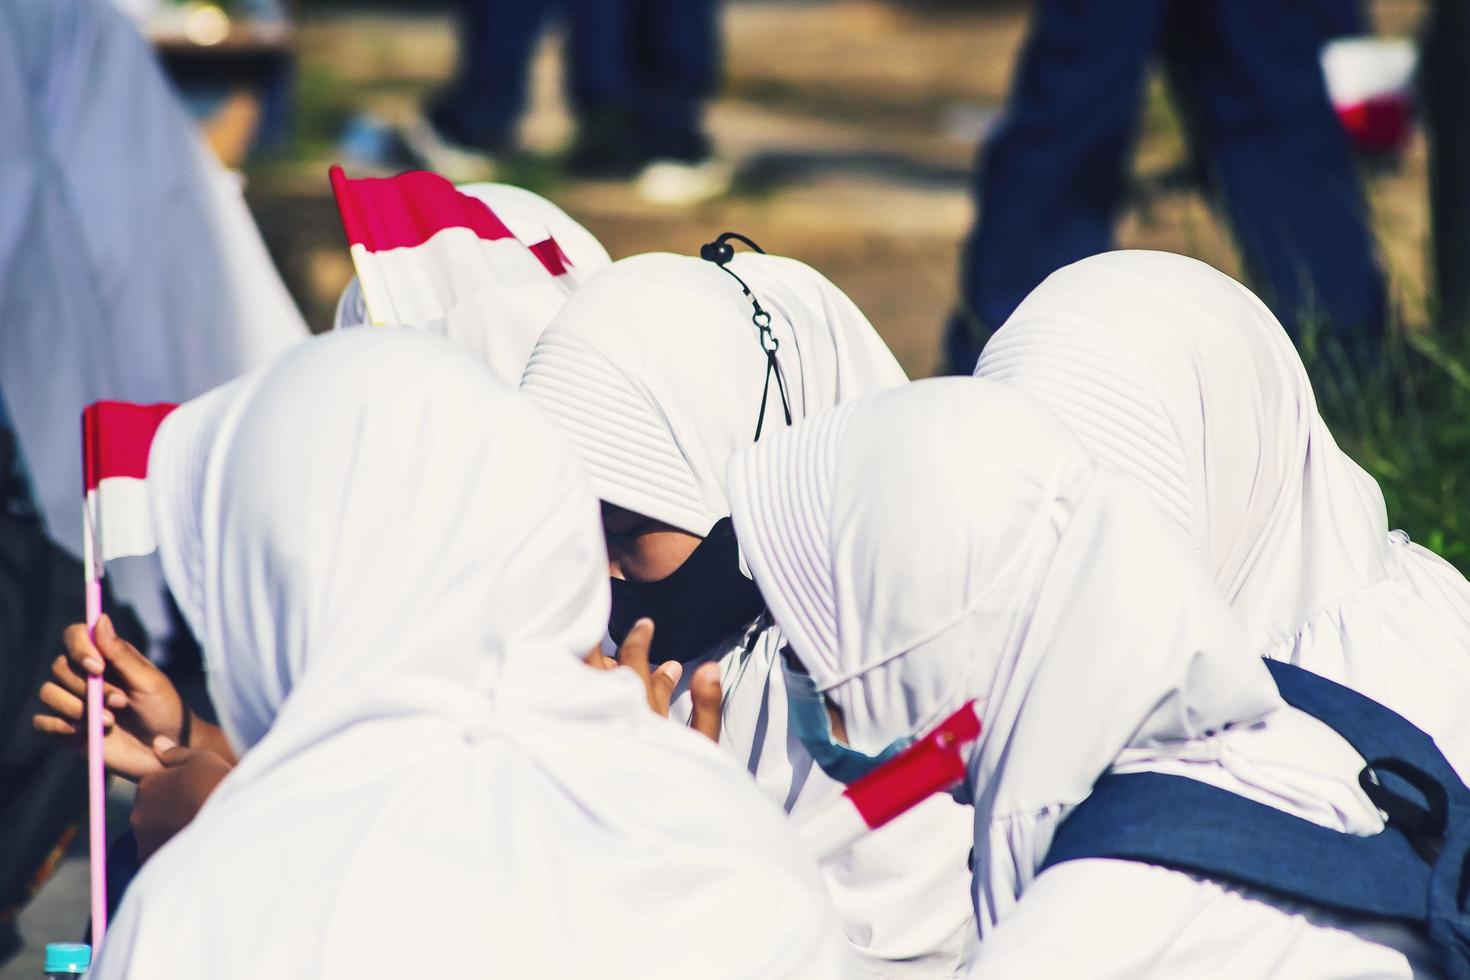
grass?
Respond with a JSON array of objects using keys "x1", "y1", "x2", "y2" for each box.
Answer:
[{"x1": 1306, "y1": 326, "x2": 1470, "y2": 573}]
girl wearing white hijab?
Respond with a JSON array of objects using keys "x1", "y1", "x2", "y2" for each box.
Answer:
[
  {"x1": 333, "y1": 183, "x2": 611, "y2": 386},
  {"x1": 974, "y1": 250, "x2": 1470, "y2": 779},
  {"x1": 728, "y1": 378, "x2": 1442, "y2": 978},
  {"x1": 2, "y1": 0, "x2": 306, "y2": 639},
  {"x1": 520, "y1": 250, "x2": 978, "y2": 978},
  {"x1": 89, "y1": 330, "x2": 851, "y2": 980}
]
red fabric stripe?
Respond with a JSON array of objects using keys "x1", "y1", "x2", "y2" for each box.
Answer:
[
  {"x1": 330, "y1": 166, "x2": 515, "y2": 251},
  {"x1": 527, "y1": 236, "x2": 573, "y2": 277},
  {"x1": 845, "y1": 702, "x2": 982, "y2": 830},
  {"x1": 1337, "y1": 96, "x2": 1413, "y2": 155},
  {"x1": 329, "y1": 166, "x2": 575, "y2": 278},
  {"x1": 82, "y1": 402, "x2": 178, "y2": 492}
]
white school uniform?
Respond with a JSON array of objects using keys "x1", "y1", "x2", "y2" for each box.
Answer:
[
  {"x1": 90, "y1": 330, "x2": 851, "y2": 980},
  {"x1": 522, "y1": 252, "x2": 979, "y2": 977},
  {"x1": 728, "y1": 378, "x2": 1436, "y2": 978},
  {"x1": 976, "y1": 249, "x2": 1470, "y2": 780}
]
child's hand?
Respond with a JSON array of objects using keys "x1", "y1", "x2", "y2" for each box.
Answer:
[
  {"x1": 131, "y1": 737, "x2": 233, "y2": 861},
  {"x1": 32, "y1": 615, "x2": 187, "y2": 781},
  {"x1": 588, "y1": 619, "x2": 722, "y2": 743}
]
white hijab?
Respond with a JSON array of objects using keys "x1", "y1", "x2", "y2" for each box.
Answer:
[
  {"x1": 332, "y1": 184, "x2": 610, "y2": 387},
  {"x1": 729, "y1": 379, "x2": 1395, "y2": 946},
  {"x1": 522, "y1": 253, "x2": 977, "y2": 978},
  {"x1": 91, "y1": 330, "x2": 849, "y2": 980},
  {"x1": 0, "y1": 0, "x2": 304, "y2": 636},
  {"x1": 521, "y1": 251, "x2": 906, "y2": 535},
  {"x1": 975, "y1": 250, "x2": 1470, "y2": 779}
]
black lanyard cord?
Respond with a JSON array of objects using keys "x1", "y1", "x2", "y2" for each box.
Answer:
[{"x1": 699, "y1": 232, "x2": 794, "y2": 442}]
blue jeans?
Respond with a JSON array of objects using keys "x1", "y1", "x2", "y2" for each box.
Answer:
[
  {"x1": 948, "y1": 0, "x2": 1385, "y2": 372},
  {"x1": 430, "y1": 0, "x2": 719, "y2": 158}
]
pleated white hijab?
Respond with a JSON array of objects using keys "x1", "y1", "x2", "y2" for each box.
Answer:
[
  {"x1": 333, "y1": 183, "x2": 611, "y2": 387},
  {"x1": 975, "y1": 250, "x2": 1470, "y2": 778},
  {"x1": 522, "y1": 254, "x2": 978, "y2": 979},
  {"x1": 730, "y1": 379, "x2": 1291, "y2": 914},
  {"x1": 521, "y1": 251, "x2": 907, "y2": 536},
  {"x1": 90, "y1": 330, "x2": 850, "y2": 980},
  {"x1": 728, "y1": 380, "x2": 1417, "y2": 975}
]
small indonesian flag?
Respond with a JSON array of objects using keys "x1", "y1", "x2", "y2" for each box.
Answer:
[
  {"x1": 1322, "y1": 37, "x2": 1417, "y2": 156},
  {"x1": 798, "y1": 701, "x2": 983, "y2": 862},
  {"x1": 80, "y1": 400, "x2": 176, "y2": 948},
  {"x1": 83, "y1": 401, "x2": 178, "y2": 570},
  {"x1": 329, "y1": 166, "x2": 578, "y2": 328}
]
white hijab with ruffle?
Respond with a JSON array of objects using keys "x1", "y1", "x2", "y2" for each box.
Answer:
[
  {"x1": 976, "y1": 250, "x2": 1470, "y2": 779},
  {"x1": 728, "y1": 379, "x2": 1434, "y2": 978},
  {"x1": 90, "y1": 330, "x2": 850, "y2": 980},
  {"x1": 521, "y1": 252, "x2": 977, "y2": 978}
]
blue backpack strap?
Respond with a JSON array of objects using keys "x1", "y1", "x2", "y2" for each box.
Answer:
[
  {"x1": 1040, "y1": 663, "x2": 1470, "y2": 977},
  {"x1": 1266, "y1": 660, "x2": 1465, "y2": 805},
  {"x1": 1040, "y1": 770, "x2": 1430, "y2": 921}
]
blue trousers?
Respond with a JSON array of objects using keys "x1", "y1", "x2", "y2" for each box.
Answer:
[
  {"x1": 949, "y1": 0, "x2": 1385, "y2": 372},
  {"x1": 430, "y1": 0, "x2": 719, "y2": 158}
]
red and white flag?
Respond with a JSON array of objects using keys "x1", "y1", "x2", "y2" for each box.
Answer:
[
  {"x1": 83, "y1": 401, "x2": 178, "y2": 575},
  {"x1": 329, "y1": 166, "x2": 578, "y2": 328},
  {"x1": 1322, "y1": 37, "x2": 1417, "y2": 156},
  {"x1": 80, "y1": 399, "x2": 176, "y2": 946},
  {"x1": 797, "y1": 701, "x2": 983, "y2": 863}
]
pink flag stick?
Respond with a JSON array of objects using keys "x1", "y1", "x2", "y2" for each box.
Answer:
[
  {"x1": 82, "y1": 506, "x2": 107, "y2": 948},
  {"x1": 798, "y1": 701, "x2": 983, "y2": 863},
  {"x1": 79, "y1": 400, "x2": 178, "y2": 949}
]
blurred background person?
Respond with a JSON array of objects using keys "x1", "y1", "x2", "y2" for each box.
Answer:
[
  {"x1": 945, "y1": 0, "x2": 1388, "y2": 374},
  {"x1": 107, "y1": 0, "x2": 295, "y2": 168},
  {"x1": 0, "y1": 0, "x2": 303, "y2": 960},
  {"x1": 410, "y1": 0, "x2": 730, "y2": 204}
]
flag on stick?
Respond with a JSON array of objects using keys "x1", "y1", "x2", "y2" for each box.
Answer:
[
  {"x1": 1322, "y1": 37, "x2": 1417, "y2": 156},
  {"x1": 80, "y1": 400, "x2": 177, "y2": 946},
  {"x1": 329, "y1": 166, "x2": 577, "y2": 329},
  {"x1": 797, "y1": 701, "x2": 982, "y2": 863}
]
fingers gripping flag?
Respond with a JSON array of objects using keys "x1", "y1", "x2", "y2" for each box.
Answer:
[
  {"x1": 83, "y1": 401, "x2": 178, "y2": 573},
  {"x1": 80, "y1": 399, "x2": 176, "y2": 946},
  {"x1": 329, "y1": 166, "x2": 578, "y2": 328}
]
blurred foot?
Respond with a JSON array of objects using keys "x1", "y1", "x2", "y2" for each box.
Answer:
[
  {"x1": 637, "y1": 157, "x2": 733, "y2": 206},
  {"x1": 400, "y1": 112, "x2": 499, "y2": 183},
  {"x1": 565, "y1": 109, "x2": 646, "y2": 180},
  {"x1": 337, "y1": 113, "x2": 412, "y2": 177}
]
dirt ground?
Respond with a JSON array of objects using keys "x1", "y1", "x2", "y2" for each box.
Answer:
[{"x1": 249, "y1": 0, "x2": 1432, "y2": 378}]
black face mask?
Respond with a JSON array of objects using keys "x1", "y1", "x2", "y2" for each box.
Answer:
[{"x1": 608, "y1": 517, "x2": 766, "y2": 664}]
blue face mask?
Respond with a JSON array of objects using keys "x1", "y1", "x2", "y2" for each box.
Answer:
[{"x1": 784, "y1": 653, "x2": 913, "y2": 785}]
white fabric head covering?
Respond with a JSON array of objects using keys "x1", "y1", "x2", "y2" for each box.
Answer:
[
  {"x1": 92, "y1": 330, "x2": 850, "y2": 980},
  {"x1": 975, "y1": 249, "x2": 1470, "y2": 778},
  {"x1": 521, "y1": 252, "x2": 979, "y2": 978},
  {"x1": 520, "y1": 251, "x2": 908, "y2": 536},
  {"x1": 459, "y1": 183, "x2": 612, "y2": 274},
  {"x1": 0, "y1": 0, "x2": 305, "y2": 639},
  {"x1": 728, "y1": 378, "x2": 1313, "y2": 928},
  {"x1": 332, "y1": 185, "x2": 610, "y2": 387}
]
